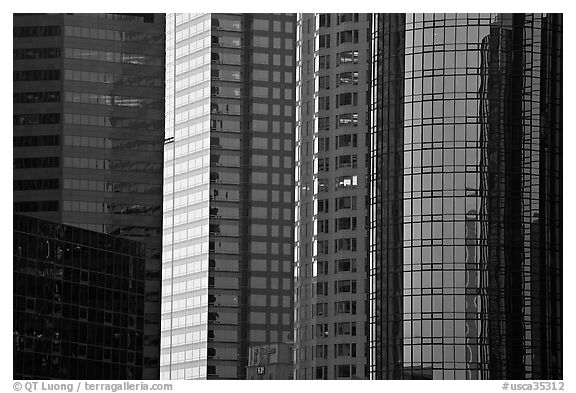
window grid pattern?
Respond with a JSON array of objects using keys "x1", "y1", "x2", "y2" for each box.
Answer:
[
  {"x1": 162, "y1": 13, "x2": 296, "y2": 380},
  {"x1": 13, "y1": 14, "x2": 166, "y2": 379},
  {"x1": 160, "y1": 13, "x2": 211, "y2": 381},
  {"x1": 14, "y1": 214, "x2": 147, "y2": 379},
  {"x1": 370, "y1": 13, "x2": 562, "y2": 380},
  {"x1": 294, "y1": 13, "x2": 370, "y2": 380}
]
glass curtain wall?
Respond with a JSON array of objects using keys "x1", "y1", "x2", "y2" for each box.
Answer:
[{"x1": 370, "y1": 13, "x2": 562, "y2": 380}]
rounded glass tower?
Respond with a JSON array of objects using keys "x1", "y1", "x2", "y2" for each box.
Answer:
[{"x1": 370, "y1": 13, "x2": 562, "y2": 380}]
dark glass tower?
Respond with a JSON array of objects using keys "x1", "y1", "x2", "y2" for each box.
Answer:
[
  {"x1": 370, "y1": 13, "x2": 562, "y2": 379},
  {"x1": 161, "y1": 13, "x2": 296, "y2": 380},
  {"x1": 14, "y1": 214, "x2": 147, "y2": 379},
  {"x1": 13, "y1": 13, "x2": 166, "y2": 378}
]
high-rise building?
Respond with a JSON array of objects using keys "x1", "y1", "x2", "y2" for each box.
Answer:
[
  {"x1": 160, "y1": 13, "x2": 296, "y2": 379},
  {"x1": 293, "y1": 13, "x2": 371, "y2": 380},
  {"x1": 13, "y1": 214, "x2": 148, "y2": 379},
  {"x1": 13, "y1": 13, "x2": 166, "y2": 379},
  {"x1": 369, "y1": 13, "x2": 562, "y2": 379}
]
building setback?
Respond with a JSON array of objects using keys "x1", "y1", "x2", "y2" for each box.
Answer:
[
  {"x1": 293, "y1": 13, "x2": 371, "y2": 380},
  {"x1": 13, "y1": 13, "x2": 166, "y2": 379},
  {"x1": 160, "y1": 13, "x2": 296, "y2": 379},
  {"x1": 14, "y1": 214, "x2": 148, "y2": 379},
  {"x1": 370, "y1": 13, "x2": 562, "y2": 379}
]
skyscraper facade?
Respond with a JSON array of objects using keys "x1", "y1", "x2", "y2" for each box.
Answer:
[
  {"x1": 370, "y1": 13, "x2": 562, "y2": 379},
  {"x1": 13, "y1": 13, "x2": 166, "y2": 379},
  {"x1": 14, "y1": 214, "x2": 148, "y2": 379},
  {"x1": 293, "y1": 13, "x2": 371, "y2": 380},
  {"x1": 161, "y1": 13, "x2": 296, "y2": 380}
]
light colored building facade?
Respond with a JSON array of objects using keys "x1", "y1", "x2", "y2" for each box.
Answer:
[
  {"x1": 293, "y1": 13, "x2": 371, "y2": 379},
  {"x1": 161, "y1": 13, "x2": 296, "y2": 380}
]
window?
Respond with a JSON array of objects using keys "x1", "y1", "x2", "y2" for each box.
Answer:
[
  {"x1": 212, "y1": 35, "x2": 241, "y2": 48},
  {"x1": 63, "y1": 25, "x2": 162, "y2": 43},
  {"x1": 317, "y1": 219, "x2": 329, "y2": 233},
  {"x1": 317, "y1": 199, "x2": 329, "y2": 213},
  {"x1": 315, "y1": 345, "x2": 328, "y2": 359},
  {"x1": 318, "y1": 117, "x2": 330, "y2": 131},
  {"x1": 253, "y1": 52, "x2": 268, "y2": 64},
  {"x1": 336, "y1": 113, "x2": 358, "y2": 127},
  {"x1": 13, "y1": 91, "x2": 61, "y2": 104},
  {"x1": 61, "y1": 156, "x2": 161, "y2": 172},
  {"x1": 336, "y1": 365, "x2": 352, "y2": 378},
  {"x1": 316, "y1": 261, "x2": 329, "y2": 275},
  {"x1": 63, "y1": 113, "x2": 162, "y2": 130},
  {"x1": 318, "y1": 157, "x2": 330, "y2": 172},
  {"x1": 317, "y1": 178, "x2": 328, "y2": 193},
  {"x1": 318, "y1": 34, "x2": 330, "y2": 48},
  {"x1": 318, "y1": 137, "x2": 330, "y2": 151},
  {"x1": 335, "y1": 217, "x2": 357, "y2": 231},
  {"x1": 337, "y1": 30, "x2": 359, "y2": 44},
  {"x1": 336, "y1": 51, "x2": 358, "y2": 65},
  {"x1": 319, "y1": 55, "x2": 330, "y2": 69},
  {"x1": 14, "y1": 69, "x2": 60, "y2": 81},
  {"x1": 319, "y1": 75, "x2": 330, "y2": 90},
  {"x1": 335, "y1": 343, "x2": 356, "y2": 357},
  {"x1": 336, "y1": 134, "x2": 358, "y2": 149},
  {"x1": 315, "y1": 282, "x2": 328, "y2": 296},
  {"x1": 318, "y1": 96, "x2": 330, "y2": 110},
  {"x1": 14, "y1": 178, "x2": 59, "y2": 191},
  {"x1": 14, "y1": 113, "x2": 60, "y2": 125},
  {"x1": 62, "y1": 135, "x2": 160, "y2": 152},
  {"x1": 335, "y1": 154, "x2": 357, "y2": 169},
  {"x1": 212, "y1": 51, "x2": 241, "y2": 65},
  {"x1": 335, "y1": 279, "x2": 356, "y2": 294},
  {"x1": 316, "y1": 324, "x2": 329, "y2": 337},
  {"x1": 315, "y1": 366, "x2": 328, "y2": 380},
  {"x1": 337, "y1": 71, "x2": 359, "y2": 86},
  {"x1": 14, "y1": 25, "x2": 61, "y2": 37},
  {"x1": 319, "y1": 14, "x2": 331, "y2": 28},
  {"x1": 336, "y1": 92, "x2": 358, "y2": 107},
  {"x1": 335, "y1": 300, "x2": 356, "y2": 315},
  {"x1": 14, "y1": 200, "x2": 59, "y2": 212},
  {"x1": 336, "y1": 258, "x2": 357, "y2": 273},
  {"x1": 64, "y1": 48, "x2": 161, "y2": 66},
  {"x1": 335, "y1": 196, "x2": 357, "y2": 211},
  {"x1": 63, "y1": 91, "x2": 161, "y2": 108},
  {"x1": 317, "y1": 240, "x2": 329, "y2": 254},
  {"x1": 315, "y1": 302, "x2": 328, "y2": 316},
  {"x1": 335, "y1": 322, "x2": 356, "y2": 336},
  {"x1": 335, "y1": 175, "x2": 357, "y2": 189},
  {"x1": 251, "y1": 103, "x2": 267, "y2": 115},
  {"x1": 213, "y1": 69, "x2": 241, "y2": 81},
  {"x1": 253, "y1": 19, "x2": 269, "y2": 30},
  {"x1": 337, "y1": 13, "x2": 359, "y2": 24},
  {"x1": 253, "y1": 36, "x2": 269, "y2": 47},
  {"x1": 14, "y1": 135, "x2": 59, "y2": 147},
  {"x1": 14, "y1": 47, "x2": 60, "y2": 59},
  {"x1": 335, "y1": 238, "x2": 357, "y2": 252},
  {"x1": 13, "y1": 157, "x2": 60, "y2": 169},
  {"x1": 212, "y1": 17, "x2": 242, "y2": 31}
]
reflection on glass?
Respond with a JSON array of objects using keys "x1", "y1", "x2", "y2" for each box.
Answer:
[{"x1": 371, "y1": 13, "x2": 562, "y2": 380}]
